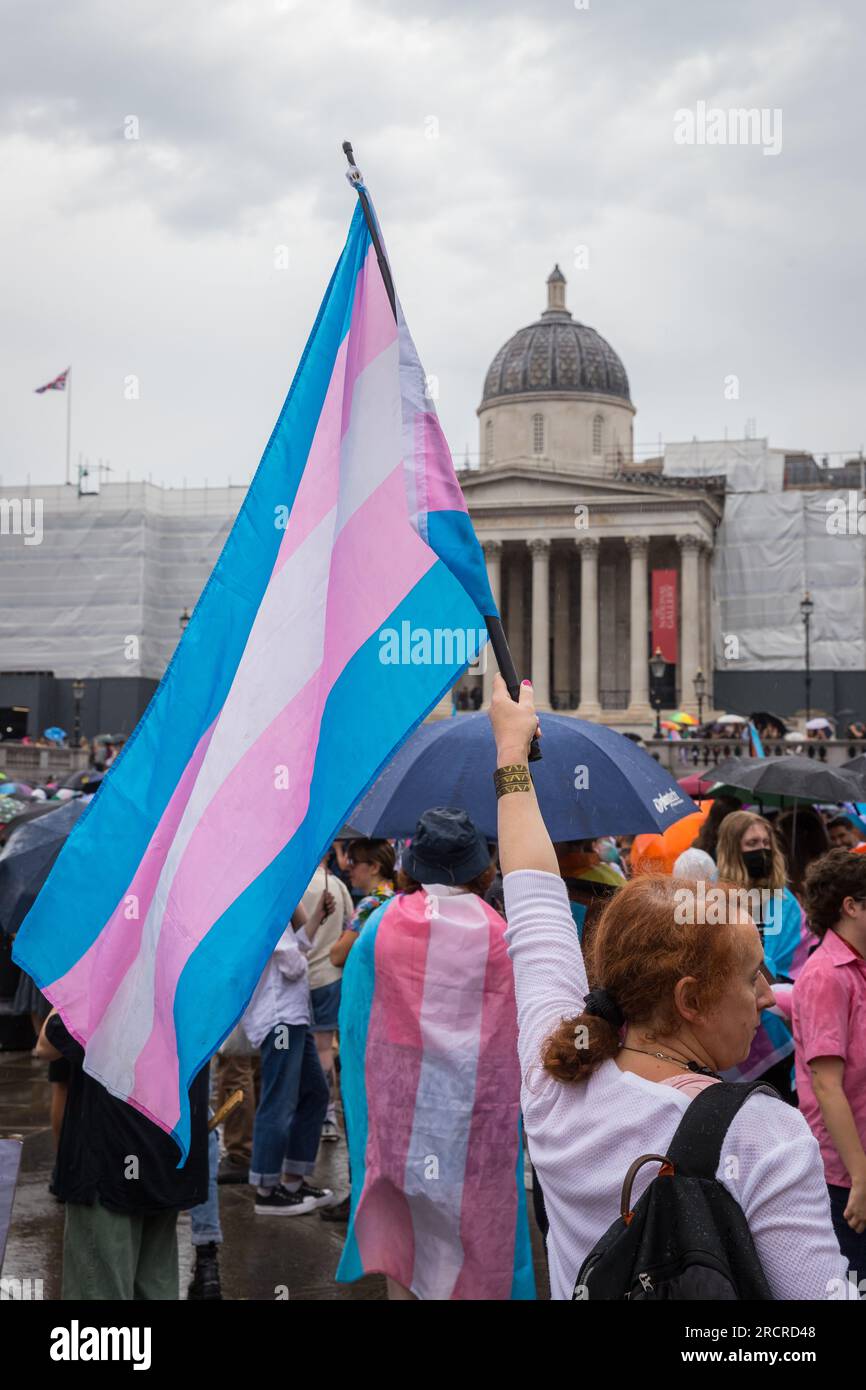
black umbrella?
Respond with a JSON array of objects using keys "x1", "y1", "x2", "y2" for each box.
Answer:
[
  {"x1": 842, "y1": 754, "x2": 866, "y2": 777},
  {"x1": 0, "y1": 799, "x2": 62, "y2": 848},
  {"x1": 0, "y1": 799, "x2": 90, "y2": 935},
  {"x1": 706, "y1": 756, "x2": 866, "y2": 808},
  {"x1": 748, "y1": 710, "x2": 788, "y2": 736},
  {"x1": 709, "y1": 756, "x2": 752, "y2": 782},
  {"x1": 60, "y1": 769, "x2": 104, "y2": 792}
]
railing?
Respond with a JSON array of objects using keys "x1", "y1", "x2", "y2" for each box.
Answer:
[
  {"x1": 0, "y1": 743, "x2": 90, "y2": 785},
  {"x1": 646, "y1": 738, "x2": 866, "y2": 776}
]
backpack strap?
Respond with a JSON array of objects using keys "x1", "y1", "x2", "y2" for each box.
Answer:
[{"x1": 664, "y1": 1080, "x2": 780, "y2": 1179}]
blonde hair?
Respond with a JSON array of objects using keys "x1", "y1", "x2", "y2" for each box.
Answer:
[{"x1": 715, "y1": 810, "x2": 786, "y2": 891}]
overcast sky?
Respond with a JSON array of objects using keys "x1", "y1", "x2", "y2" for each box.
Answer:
[{"x1": 2, "y1": 0, "x2": 864, "y2": 490}]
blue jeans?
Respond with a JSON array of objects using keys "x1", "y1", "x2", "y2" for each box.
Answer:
[
  {"x1": 250, "y1": 1025, "x2": 329, "y2": 1187},
  {"x1": 190, "y1": 1125, "x2": 222, "y2": 1247},
  {"x1": 828, "y1": 1184, "x2": 866, "y2": 1286}
]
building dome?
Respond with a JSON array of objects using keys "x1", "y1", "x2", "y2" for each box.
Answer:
[{"x1": 480, "y1": 266, "x2": 631, "y2": 407}]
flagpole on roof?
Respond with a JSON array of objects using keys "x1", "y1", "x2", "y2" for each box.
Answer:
[
  {"x1": 65, "y1": 366, "x2": 72, "y2": 486},
  {"x1": 341, "y1": 142, "x2": 540, "y2": 760}
]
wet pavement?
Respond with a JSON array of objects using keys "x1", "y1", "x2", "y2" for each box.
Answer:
[{"x1": 1, "y1": 1050, "x2": 549, "y2": 1300}]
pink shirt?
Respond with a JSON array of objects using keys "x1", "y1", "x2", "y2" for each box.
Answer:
[{"x1": 792, "y1": 930, "x2": 866, "y2": 1187}]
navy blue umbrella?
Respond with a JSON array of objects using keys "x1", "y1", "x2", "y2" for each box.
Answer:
[{"x1": 350, "y1": 712, "x2": 698, "y2": 841}]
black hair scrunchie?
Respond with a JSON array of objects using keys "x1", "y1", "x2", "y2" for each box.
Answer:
[{"x1": 583, "y1": 987, "x2": 625, "y2": 1031}]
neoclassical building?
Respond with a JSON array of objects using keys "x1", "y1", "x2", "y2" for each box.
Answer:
[{"x1": 460, "y1": 268, "x2": 722, "y2": 729}]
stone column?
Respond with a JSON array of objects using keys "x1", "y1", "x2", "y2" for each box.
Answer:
[
  {"x1": 625, "y1": 536, "x2": 651, "y2": 717},
  {"x1": 678, "y1": 535, "x2": 702, "y2": 716},
  {"x1": 701, "y1": 541, "x2": 714, "y2": 714},
  {"x1": 529, "y1": 538, "x2": 551, "y2": 709},
  {"x1": 552, "y1": 546, "x2": 572, "y2": 708},
  {"x1": 481, "y1": 540, "x2": 502, "y2": 708},
  {"x1": 576, "y1": 536, "x2": 601, "y2": 719},
  {"x1": 506, "y1": 545, "x2": 525, "y2": 679}
]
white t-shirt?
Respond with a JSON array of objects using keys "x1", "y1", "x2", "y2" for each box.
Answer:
[{"x1": 503, "y1": 869, "x2": 847, "y2": 1302}]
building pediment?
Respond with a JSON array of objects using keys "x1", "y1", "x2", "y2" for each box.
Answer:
[{"x1": 458, "y1": 462, "x2": 722, "y2": 511}]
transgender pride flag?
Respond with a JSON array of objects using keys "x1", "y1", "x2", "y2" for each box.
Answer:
[{"x1": 14, "y1": 194, "x2": 497, "y2": 1158}]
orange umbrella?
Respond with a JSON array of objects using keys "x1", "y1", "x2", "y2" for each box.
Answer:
[{"x1": 630, "y1": 806, "x2": 710, "y2": 876}]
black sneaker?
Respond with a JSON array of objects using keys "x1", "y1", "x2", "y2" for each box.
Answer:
[
  {"x1": 254, "y1": 1185, "x2": 317, "y2": 1216},
  {"x1": 292, "y1": 1180, "x2": 338, "y2": 1209},
  {"x1": 188, "y1": 1242, "x2": 223, "y2": 1300}
]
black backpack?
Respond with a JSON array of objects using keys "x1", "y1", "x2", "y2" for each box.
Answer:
[{"x1": 573, "y1": 1080, "x2": 778, "y2": 1300}]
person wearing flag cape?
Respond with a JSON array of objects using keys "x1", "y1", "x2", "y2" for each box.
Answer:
[{"x1": 336, "y1": 807, "x2": 536, "y2": 1300}]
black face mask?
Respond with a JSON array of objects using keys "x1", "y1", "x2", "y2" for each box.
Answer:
[{"x1": 742, "y1": 847, "x2": 773, "y2": 881}]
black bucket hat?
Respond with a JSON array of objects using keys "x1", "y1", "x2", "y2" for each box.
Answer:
[{"x1": 401, "y1": 807, "x2": 492, "y2": 886}]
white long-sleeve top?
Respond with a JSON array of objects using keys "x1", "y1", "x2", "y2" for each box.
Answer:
[
  {"x1": 503, "y1": 869, "x2": 847, "y2": 1302},
  {"x1": 242, "y1": 926, "x2": 310, "y2": 1046}
]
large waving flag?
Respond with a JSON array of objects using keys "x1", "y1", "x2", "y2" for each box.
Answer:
[{"x1": 14, "y1": 191, "x2": 497, "y2": 1158}]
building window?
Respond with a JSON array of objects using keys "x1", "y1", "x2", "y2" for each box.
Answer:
[
  {"x1": 485, "y1": 419, "x2": 494, "y2": 465},
  {"x1": 531, "y1": 412, "x2": 544, "y2": 456},
  {"x1": 592, "y1": 414, "x2": 604, "y2": 456}
]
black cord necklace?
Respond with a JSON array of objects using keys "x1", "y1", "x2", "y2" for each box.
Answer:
[{"x1": 619, "y1": 1045, "x2": 722, "y2": 1079}]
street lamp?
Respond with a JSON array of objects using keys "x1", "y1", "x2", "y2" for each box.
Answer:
[
  {"x1": 694, "y1": 668, "x2": 707, "y2": 726},
  {"x1": 649, "y1": 646, "x2": 666, "y2": 740},
  {"x1": 71, "y1": 678, "x2": 85, "y2": 749},
  {"x1": 800, "y1": 592, "x2": 814, "y2": 725},
  {"x1": 179, "y1": 608, "x2": 191, "y2": 633}
]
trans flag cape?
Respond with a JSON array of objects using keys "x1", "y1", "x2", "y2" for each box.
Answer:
[
  {"x1": 13, "y1": 196, "x2": 497, "y2": 1159},
  {"x1": 724, "y1": 886, "x2": 817, "y2": 1086},
  {"x1": 337, "y1": 889, "x2": 535, "y2": 1300}
]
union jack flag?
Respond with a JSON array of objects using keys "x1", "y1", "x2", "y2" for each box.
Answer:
[{"x1": 34, "y1": 368, "x2": 68, "y2": 393}]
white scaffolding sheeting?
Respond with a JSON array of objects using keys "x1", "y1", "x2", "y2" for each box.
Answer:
[
  {"x1": 664, "y1": 438, "x2": 785, "y2": 492},
  {"x1": 0, "y1": 483, "x2": 240, "y2": 679},
  {"x1": 713, "y1": 491, "x2": 866, "y2": 670}
]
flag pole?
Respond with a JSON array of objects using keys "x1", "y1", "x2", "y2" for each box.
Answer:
[
  {"x1": 341, "y1": 142, "x2": 540, "y2": 760},
  {"x1": 65, "y1": 366, "x2": 72, "y2": 486}
]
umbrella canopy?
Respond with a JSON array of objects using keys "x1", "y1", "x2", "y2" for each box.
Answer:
[
  {"x1": 43, "y1": 726, "x2": 67, "y2": 744},
  {"x1": 630, "y1": 807, "x2": 710, "y2": 875},
  {"x1": 349, "y1": 711, "x2": 699, "y2": 841},
  {"x1": 713, "y1": 714, "x2": 747, "y2": 726},
  {"x1": 0, "y1": 797, "x2": 90, "y2": 935},
  {"x1": 670, "y1": 711, "x2": 698, "y2": 726},
  {"x1": 806, "y1": 717, "x2": 833, "y2": 732},
  {"x1": 60, "y1": 769, "x2": 105, "y2": 792},
  {"x1": 842, "y1": 754, "x2": 866, "y2": 777},
  {"x1": 705, "y1": 756, "x2": 866, "y2": 808},
  {"x1": 0, "y1": 800, "x2": 63, "y2": 849},
  {"x1": 749, "y1": 711, "x2": 788, "y2": 736},
  {"x1": 677, "y1": 773, "x2": 721, "y2": 797},
  {"x1": 0, "y1": 797, "x2": 26, "y2": 825}
]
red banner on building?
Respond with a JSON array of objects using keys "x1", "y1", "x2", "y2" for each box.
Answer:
[{"x1": 652, "y1": 569, "x2": 678, "y2": 664}]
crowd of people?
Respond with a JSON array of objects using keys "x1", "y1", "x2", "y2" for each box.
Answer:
[{"x1": 13, "y1": 676, "x2": 866, "y2": 1300}]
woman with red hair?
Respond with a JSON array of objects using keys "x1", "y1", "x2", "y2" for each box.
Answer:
[{"x1": 489, "y1": 675, "x2": 844, "y2": 1301}]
